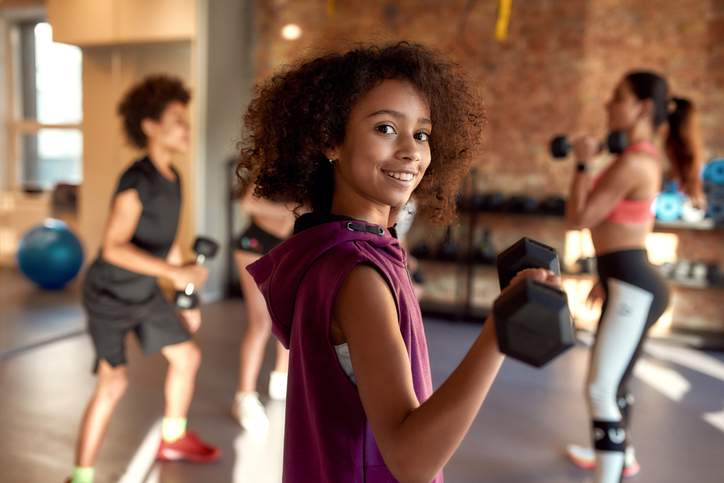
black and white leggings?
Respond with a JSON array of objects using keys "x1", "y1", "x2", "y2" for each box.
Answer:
[{"x1": 587, "y1": 249, "x2": 670, "y2": 483}]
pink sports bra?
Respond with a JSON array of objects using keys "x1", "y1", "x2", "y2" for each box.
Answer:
[{"x1": 594, "y1": 141, "x2": 658, "y2": 224}]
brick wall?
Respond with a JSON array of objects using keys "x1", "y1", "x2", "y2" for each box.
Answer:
[{"x1": 253, "y1": 0, "x2": 724, "y2": 196}]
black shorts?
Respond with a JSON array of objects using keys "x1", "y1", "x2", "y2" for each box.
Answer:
[
  {"x1": 83, "y1": 279, "x2": 190, "y2": 372},
  {"x1": 235, "y1": 221, "x2": 284, "y2": 255}
]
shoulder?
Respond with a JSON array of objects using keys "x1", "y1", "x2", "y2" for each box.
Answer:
[
  {"x1": 119, "y1": 158, "x2": 152, "y2": 182},
  {"x1": 299, "y1": 240, "x2": 397, "y2": 299},
  {"x1": 116, "y1": 158, "x2": 153, "y2": 196},
  {"x1": 334, "y1": 264, "x2": 397, "y2": 324}
]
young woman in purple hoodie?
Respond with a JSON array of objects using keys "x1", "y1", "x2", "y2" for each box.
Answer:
[{"x1": 238, "y1": 42, "x2": 560, "y2": 483}]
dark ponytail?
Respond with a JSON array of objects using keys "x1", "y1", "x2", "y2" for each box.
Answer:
[
  {"x1": 665, "y1": 97, "x2": 703, "y2": 202},
  {"x1": 625, "y1": 71, "x2": 703, "y2": 201}
]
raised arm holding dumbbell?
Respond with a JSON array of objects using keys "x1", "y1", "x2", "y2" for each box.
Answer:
[{"x1": 493, "y1": 237, "x2": 574, "y2": 367}]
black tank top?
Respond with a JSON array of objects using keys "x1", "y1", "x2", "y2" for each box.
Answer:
[{"x1": 85, "y1": 156, "x2": 181, "y2": 303}]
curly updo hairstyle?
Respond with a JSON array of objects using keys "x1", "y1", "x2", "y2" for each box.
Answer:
[
  {"x1": 117, "y1": 74, "x2": 191, "y2": 149},
  {"x1": 237, "y1": 42, "x2": 484, "y2": 224}
]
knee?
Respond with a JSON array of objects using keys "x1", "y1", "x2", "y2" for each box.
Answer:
[
  {"x1": 96, "y1": 372, "x2": 128, "y2": 402},
  {"x1": 168, "y1": 342, "x2": 202, "y2": 372},
  {"x1": 587, "y1": 381, "x2": 620, "y2": 420}
]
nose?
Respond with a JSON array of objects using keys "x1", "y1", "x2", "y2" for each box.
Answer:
[{"x1": 396, "y1": 134, "x2": 421, "y2": 163}]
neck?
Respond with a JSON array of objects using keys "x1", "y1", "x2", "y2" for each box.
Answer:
[
  {"x1": 626, "y1": 123, "x2": 654, "y2": 146},
  {"x1": 147, "y1": 144, "x2": 173, "y2": 171},
  {"x1": 330, "y1": 193, "x2": 391, "y2": 227}
]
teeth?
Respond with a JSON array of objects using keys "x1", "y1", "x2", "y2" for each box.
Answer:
[{"x1": 384, "y1": 171, "x2": 415, "y2": 182}]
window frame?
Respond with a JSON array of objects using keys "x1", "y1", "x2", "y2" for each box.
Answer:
[{"x1": 3, "y1": 14, "x2": 82, "y2": 191}]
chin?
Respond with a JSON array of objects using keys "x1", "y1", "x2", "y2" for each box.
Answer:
[{"x1": 381, "y1": 194, "x2": 411, "y2": 210}]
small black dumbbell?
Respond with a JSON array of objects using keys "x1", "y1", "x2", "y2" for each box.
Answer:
[
  {"x1": 550, "y1": 131, "x2": 628, "y2": 159},
  {"x1": 174, "y1": 236, "x2": 219, "y2": 310},
  {"x1": 493, "y1": 237, "x2": 574, "y2": 367}
]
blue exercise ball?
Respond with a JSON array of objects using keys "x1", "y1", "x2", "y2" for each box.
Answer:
[{"x1": 16, "y1": 219, "x2": 84, "y2": 290}]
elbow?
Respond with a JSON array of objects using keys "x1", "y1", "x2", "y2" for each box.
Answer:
[
  {"x1": 386, "y1": 447, "x2": 440, "y2": 483},
  {"x1": 101, "y1": 241, "x2": 122, "y2": 264},
  {"x1": 565, "y1": 218, "x2": 585, "y2": 230},
  {"x1": 565, "y1": 209, "x2": 596, "y2": 230},
  {"x1": 564, "y1": 214, "x2": 585, "y2": 230}
]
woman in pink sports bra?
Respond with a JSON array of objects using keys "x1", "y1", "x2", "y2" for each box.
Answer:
[{"x1": 563, "y1": 71, "x2": 704, "y2": 483}]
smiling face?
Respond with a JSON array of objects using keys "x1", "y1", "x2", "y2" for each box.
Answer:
[{"x1": 328, "y1": 79, "x2": 432, "y2": 224}]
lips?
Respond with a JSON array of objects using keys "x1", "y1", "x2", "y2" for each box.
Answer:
[{"x1": 382, "y1": 169, "x2": 417, "y2": 182}]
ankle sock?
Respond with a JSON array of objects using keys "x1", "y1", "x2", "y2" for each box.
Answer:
[
  {"x1": 71, "y1": 466, "x2": 94, "y2": 483},
  {"x1": 161, "y1": 417, "x2": 187, "y2": 442}
]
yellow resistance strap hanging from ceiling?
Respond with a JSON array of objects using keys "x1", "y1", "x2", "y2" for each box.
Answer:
[{"x1": 495, "y1": 0, "x2": 513, "y2": 42}]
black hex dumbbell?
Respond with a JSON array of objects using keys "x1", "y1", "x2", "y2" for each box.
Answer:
[
  {"x1": 174, "y1": 236, "x2": 219, "y2": 310},
  {"x1": 550, "y1": 130, "x2": 628, "y2": 159},
  {"x1": 493, "y1": 237, "x2": 574, "y2": 367}
]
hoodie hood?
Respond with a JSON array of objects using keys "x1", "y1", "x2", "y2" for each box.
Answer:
[{"x1": 246, "y1": 213, "x2": 404, "y2": 348}]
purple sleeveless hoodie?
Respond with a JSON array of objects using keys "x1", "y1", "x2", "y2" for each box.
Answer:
[{"x1": 248, "y1": 214, "x2": 443, "y2": 483}]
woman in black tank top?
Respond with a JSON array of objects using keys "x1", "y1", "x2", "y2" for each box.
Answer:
[{"x1": 67, "y1": 76, "x2": 218, "y2": 483}]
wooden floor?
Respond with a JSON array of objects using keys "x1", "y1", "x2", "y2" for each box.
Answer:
[{"x1": 1, "y1": 267, "x2": 723, "y2": 482}]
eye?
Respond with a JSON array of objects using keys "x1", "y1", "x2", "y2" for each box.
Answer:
[
  {"x1": 415, "y1": 131, "x2": 431, "y2": 142},
  {"x1": 376, "y1": 124, "x2": 396, "y2": 135}
]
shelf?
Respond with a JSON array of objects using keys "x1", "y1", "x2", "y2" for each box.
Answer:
[
  {"x1": 456, "y1": 209, "x2": 723, "y2": 231},
  {"x1": 418, "y1": 259, "x2": 724, "y2": 291},
  {"x1": 653, "y1": 219, "x2": 719, "y2": 231}
]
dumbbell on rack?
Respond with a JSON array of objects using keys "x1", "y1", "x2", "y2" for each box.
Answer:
[
  {"x1": 174, "y1": 236, "x2": 219, "y2": 310},
  {"x1": 492, "y1": 237, "x2": 575, "y2": 367}
]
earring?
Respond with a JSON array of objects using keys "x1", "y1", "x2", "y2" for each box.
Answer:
[
  {"x1": 667, "y1": 98, "x2": 677, "y2": 114},
  {"x1": 328, "y1": 158, "x2": 335, "y2": 164}
]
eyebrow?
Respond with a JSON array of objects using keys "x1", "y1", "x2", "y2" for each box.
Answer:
[{"x1": 366, "y1": 109, "x2": 432, "y2": 125}]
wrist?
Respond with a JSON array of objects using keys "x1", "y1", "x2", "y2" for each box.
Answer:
[{"x1": 166, "y1": 264, "x2": 180, "y2": 281}]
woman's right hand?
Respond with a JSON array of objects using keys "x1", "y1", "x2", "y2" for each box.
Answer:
[
  {"x1": 572, "y1": 135, "x2": 599, "y2": 164},
  {"x1": 169, "y1": 264, "x2": 209, "y2": 290},
  {"x1": 504, "y1": 268, "x2": 561, "y2": 294}
]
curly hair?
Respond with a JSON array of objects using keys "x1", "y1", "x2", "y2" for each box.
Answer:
[
  {"x1": 117, "y1": 75, "x2": 191, "y2": 149},
  {"x1": 237, "y1": 42, "x2": 484, "y2": 224}
]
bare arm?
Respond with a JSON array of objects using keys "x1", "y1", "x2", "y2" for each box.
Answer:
[
  {"x1": 166, "y1": 241, "x2": 184, "y2": 267},
  {"x1": 101, "y1": 190, "x2": 205, "y2": 288},
  {"x1": 335, "y1": 265, "x2": 505, "y2": 482},
  {"x1": 240, "y1": 190, "x2": 294, "y2": 220},
  {"x1": 565, "y1": 155, "x2": 642, "y2": 229},
  {"x1": 102, "y1": 190, "x2": 177, "y2": 277}
]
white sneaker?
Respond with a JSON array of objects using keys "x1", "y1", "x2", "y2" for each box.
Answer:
[
  {"x1": 566, "y1": 444, "x2": 640, "y2": 477},
  {"x1": 231, "y1": 392, "x2": 269, "y2": 433},
  {"x1": 268, "y1": 371, "x2": 288, "y2": 401}
]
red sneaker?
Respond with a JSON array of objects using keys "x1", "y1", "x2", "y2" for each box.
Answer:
[{"x1": 156, "y1": 430, "x2": 221, "y2": 463}]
